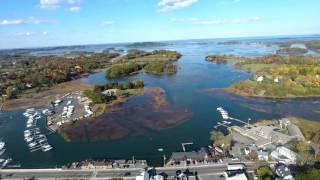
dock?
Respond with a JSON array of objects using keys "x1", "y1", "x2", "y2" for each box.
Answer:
[{"x1": 214, "y1": 107, "x2": 252, "y2": 129}]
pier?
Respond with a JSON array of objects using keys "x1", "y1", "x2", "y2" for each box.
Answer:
[{"x1": 214, "y1": 107, "x2": 252, "y2": 129}]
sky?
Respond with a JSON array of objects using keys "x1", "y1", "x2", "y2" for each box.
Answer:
[{"x1": 0, "y1": 0, "x2": 319, "y2": 49}]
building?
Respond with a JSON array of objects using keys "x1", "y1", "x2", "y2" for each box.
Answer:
[
  {"x1": 136, "y1": 168, "x2": 164, "y2": 180},
  {"x1": 271, "y1": 146, "x2": 297, "y2": 164},
  {"x1": 275, "y1": 163, "x2": 294, "y2": 180},
  {"x1": 287, "y1": 124, "x2": 305, "y2": 141},
  {"x1": 257, "y1": 151, "x2": 269, "y2": 161},
  {"x1": 231, "y1": 125, "x2": 294, "y2": 148},
  {"x1": 256, "y1": 76, "x2": 264, "y2": 82},
  {"x1": 102, "y1": 89, "x2": 118, "y2": 96},
  {"x1": 168, "y1": 151, "x2": 207, "y2": 166},
  {"x1": 224, "y1": 171, "x2": 248, "y2": 180}
]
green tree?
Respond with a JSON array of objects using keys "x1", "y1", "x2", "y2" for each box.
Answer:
[
  {"x1": 296, "y1": 168, "x2": 320, "y2": 180},
  {"x1": 134, "y1": 80, "x2": 144, "y2": 88},
  {"x1": 256, "y1": 165, "x2": 273, "y2": 180},
  {"x1": 123, "y1": 81, "x2": 133, "y2": 90}
]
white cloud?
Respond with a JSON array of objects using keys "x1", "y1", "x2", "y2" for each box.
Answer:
[
  {"x1": 16, "y1": 31, "x2": 49, "y2": 36},
  {"x1": 158, "y1": 0, "x2": 198, "y2": 12},
  {"x1": 16, "y1": 32, "x2": 33, "y2": 36},
  {"x1": 69, "y1": 6, "x2": 81, "y2": 12},
  {"x1": 40, "y1": 0, "x2": 81, "y2": 9},
  {"x1": 103, "y1": 21, "x2": 114, "y2": 26},
  {"x1": 171, "y1": 17, "x2": 261, "y2": 25},
  {"x1": 0, "y1": 17, "x2": 47, "y2": 26}
]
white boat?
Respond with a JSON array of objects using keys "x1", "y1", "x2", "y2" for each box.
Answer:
[
  {"x1": 41, "y1": 145, "x2": 53, "y2": 152},
  {"x1": 1, "y1": 158, "x2": 12, "y2": 169},
  {"x1": 28, "y1": 142, "x2": 37, "y2": 148},
  {"x1": 39, "y1": 139, "x2": 47, "y2": 143},
  {"x1": 25, "y1": 137, "x2": 34, "y2": 143},
  {"x1": 0, "y1": 149, "x2": 5, "y2": 156},
  {"x1": 0, "y1": 142, "x2": 5, "y2": 150}
]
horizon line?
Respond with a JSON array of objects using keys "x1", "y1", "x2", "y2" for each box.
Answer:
[{"x1": 1, "y1": 33, "x2": 319, "y2": 51}]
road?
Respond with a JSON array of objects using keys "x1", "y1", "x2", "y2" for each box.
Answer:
[{"x1": 0, "y1": 163, "x2": 257, "y2": 179}]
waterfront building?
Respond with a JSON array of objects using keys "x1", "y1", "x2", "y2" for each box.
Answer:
[{"x1": 271, "y1": 147, "x2": 297, "y2": 164}]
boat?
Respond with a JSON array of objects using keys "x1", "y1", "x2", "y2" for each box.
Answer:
[
  {"x1": 0, "y1": 149, "x2": 5, "y2": 156},
  {"x1": 1, "y1": 158, "x2": 12, "y2": 169},
  {"x1": 39, "y1": 139, "x2": 47, "y2": 143},
  {"x1": 25, "y1": 137, "x2": 34, "y2": 143},
  {"x1": 41, "y1": 145, "x2": 53, "y2": 152},
  {"x1": 28, "y1": 142, "x2": 37, "y2": 148},
  {"x1": 0, "y1": 142, "x2": 5, "y2": 150}
]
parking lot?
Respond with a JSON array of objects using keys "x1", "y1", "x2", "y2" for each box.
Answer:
[{"x1": 47, "y1": 91, "x2": 92, "y2": 131}]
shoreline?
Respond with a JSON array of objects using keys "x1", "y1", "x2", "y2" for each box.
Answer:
[{"x1": 226, "y1": 88, "x2": 320, "y2": 100}]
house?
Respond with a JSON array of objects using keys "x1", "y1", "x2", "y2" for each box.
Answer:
[
  {"x1": 224, "y1": 171, "x2": 248, "y2": 180},
  {"x1": 80, "y1": 161, "x2": 94, "y2": 169},
  {"x1": 256, "y1": 76, "x2": 264, "y2": 82},
  {"x1": 25, "y1": 83, "x2": 33, "y2": 88},
  {"x1": 168, "y1": 151, "x2": 207, "y2": 166},
  {"x1": 102, "y1": 89, "x2": 118, "y2": 96},
  {"x1": 257, "y1": 151, "x2": 269, "y2": 161},
  {"x1": 271, "y1": 146, "x2": 297, "y2": 164},
  {"x1": 274, "y1": 77, "x2": 279, "y2": 83}
]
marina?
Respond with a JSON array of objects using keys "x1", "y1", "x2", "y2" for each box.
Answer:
[{"x1": 23, "y1": 109, "x2": 53, "y2": 153}]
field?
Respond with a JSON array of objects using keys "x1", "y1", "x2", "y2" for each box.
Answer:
[{"x1": 221, "y1": 55, "x2": 320, "y2": 98}]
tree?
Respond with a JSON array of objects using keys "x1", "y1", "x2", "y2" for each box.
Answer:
[
  {"x1": 123, "y1": 81, "x2": 133, "y2": 90},
  {"x1": 296, "y1": 168, "x2": 320, "y2": 180},
  {"x1": 5, "y1": 86, "x2": 17, "y2": 99},
  {"x1": 134, "y1": 80, "x2": 144, "y2": 88},
  {"x1": 256, "y1": 165, "x2": 273, "y2": 180},
  {"x1": 248, "y1": 150, "x2": 258, "y2": 161}
]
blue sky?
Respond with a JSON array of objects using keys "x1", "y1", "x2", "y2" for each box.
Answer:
[{"x1": 0, "y1": 0, "x2": 319, "y2": 49}]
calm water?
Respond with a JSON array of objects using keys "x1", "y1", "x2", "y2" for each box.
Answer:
[{"x1": 1, "y1": 36, "x2": 320, "y2": 168}]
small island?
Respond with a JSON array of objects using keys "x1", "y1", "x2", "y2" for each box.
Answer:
[
  {"x1": 106, "y1": 50, "x2": 182, "y2": 78},
  {"x1": 206, "y1": 54, "x2": 320, "y2": 98},
  {"x1": 126, "y1": 42, "x2": 171, "y2": 48},
  {"x1": 264, "y1": 40, "x2": 320, "y2": 52},
  {"x1": 276, "y1": 47, "x2": 308, "y2": 56}
]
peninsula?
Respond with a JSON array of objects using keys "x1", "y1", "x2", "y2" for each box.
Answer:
[{"x1": 206, "y1": 54, "x2": 320, "y2": 98}]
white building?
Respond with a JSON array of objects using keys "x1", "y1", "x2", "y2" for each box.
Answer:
[
  {"x1": 271, "y1": 146, "x2": 297, "y2": 164},
  {"x1": 136, "y1": 171, "x2": 164, "y2": 180},
  {"x1": 224, "y1": 172, "x2": 248, "y2": 180},
  {"x1": 257, "y1": 151, "x2": 269, "y2": 161},
  {"x1": 102, "y1": 89, "x2": 118, "y2": 96}
]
